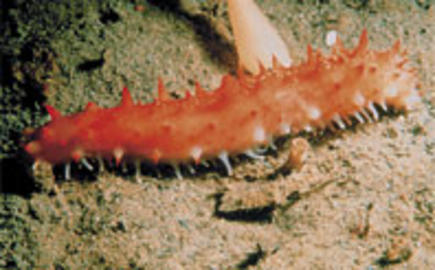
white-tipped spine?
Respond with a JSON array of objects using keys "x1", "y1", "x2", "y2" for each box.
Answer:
[
  {"x1": 172, "y1": 163, "x2": 183, "y2": 180},
  {"x1": 380, "y1": 101, "x2": 388, "y2": 112},
  {"x1": 65, "y1": 163, "x2": 71, "y2": 180},
  {"x1": 361, "y1": 109, "x2": 373, "y2": 123},
  {"x1": 81, "y1": 158, "x2": 94, "y2": 171},
  {"x1": 354, "y1": 112, "x2": 365, "y2": 124},
  {"x1": 368, "y1": 102, "x2": 379, "y2": 121},
  {"x1": 332, "y1": 114, "x2": 346, "y2": 130},
  {"x1": 244, "y1": 149, "x2": 265, "y2": 160},
  {"x1": 135, "y1": 160, "x2": 141, "y2": 182},
  {"x1": 219, "y1": 151, "x2": 233, "y2": 176}
]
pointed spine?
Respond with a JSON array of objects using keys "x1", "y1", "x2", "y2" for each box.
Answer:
[
  {"x1": 85, "y1": 102, "x2": 100, "y2": 112},
  {"x1": 330, "y1": 34, "x2": 347, "y2": 58},
  {"x1": 151, "y1": 149, "x2": 162, "y2": 164},
  {"x1": 272, "y1": 54, "x2": 282, "y2": 70},
  {"x1": 45, "y1": 105, "x2": 61, "y2": 120},
  {"x1": 114, "y1": 148, "x2": 124, "y2": 165},
  {"x1": 184, "y1": 90, "x2": 192, "y2": 100},
  {"x1": 121, "y1": 87, "x2": 134, "y2": 107},
  {"x1": 157, "y1": 78, "x2": 170, "y2": 103},
  {"x1": 391, "y1": 40, "x2": 401, "y2": 55},
  {"x1": 194, "y1": 81, "x2": 207, "y2": 98},
  {"x1": 352, "y1": 29, "x2": 368, "y2": 56},
  {"x1": 306, "y1": 44, "x2": 313, "y2": 65},
  {"x1": 190, "y1": 146, "x2": 202, "y2": 164}
]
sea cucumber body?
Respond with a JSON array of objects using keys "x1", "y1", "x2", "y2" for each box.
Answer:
[{"x1": 25, "y1": 31, "x2": 420, "y2": 165}]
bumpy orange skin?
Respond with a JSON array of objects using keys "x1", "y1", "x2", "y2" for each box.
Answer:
[{"x1": 25, "y1": 31, "x2": 420, "y2": 165}]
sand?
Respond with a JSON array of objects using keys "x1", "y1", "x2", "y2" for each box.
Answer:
[{"x1": 1, "y1": 0, "x2": 434, "y2": 269}]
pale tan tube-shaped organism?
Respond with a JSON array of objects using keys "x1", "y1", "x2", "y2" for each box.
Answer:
[{"x1": 227, "y1": 0, "x2": 292, "y2": 74}]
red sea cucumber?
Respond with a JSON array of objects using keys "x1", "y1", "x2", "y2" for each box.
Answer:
[{"x1": 24, "y1": 30, "x2": 421, "y2": 175}]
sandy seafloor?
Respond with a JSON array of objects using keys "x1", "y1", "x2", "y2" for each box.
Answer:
[{"x1": 0, "y1": 0, "x2": 434, "y2": 269}]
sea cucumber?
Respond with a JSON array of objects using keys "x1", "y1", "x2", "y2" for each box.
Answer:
[{"x1": 24, "y1": 30, "x2": 421, "y2": 177}]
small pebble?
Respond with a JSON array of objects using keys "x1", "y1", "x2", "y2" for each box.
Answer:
[
  {"x1": 134, "y1": 5, "x2": 145, "y2": 12},
  {"x1": 287, "y1": 137, "x2": 310, "y2": 171}
]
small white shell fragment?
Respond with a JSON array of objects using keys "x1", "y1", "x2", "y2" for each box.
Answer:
[{"x1": 326, "y1": 30, "x2": 338, "y2": 46}]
